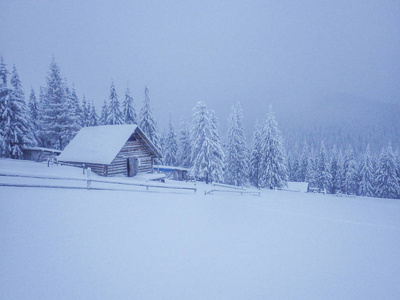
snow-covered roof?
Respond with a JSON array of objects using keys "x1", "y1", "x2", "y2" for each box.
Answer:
[{"x1": 58, "y1": 125, "x2": 160, "y2": 165}]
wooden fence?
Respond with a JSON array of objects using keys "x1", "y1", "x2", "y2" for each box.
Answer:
[
  {"x1": 205, "y1": 189, "x2": 260, "y2": 196},
  {"x1": 0, "y1": 171, "x2": 197, "y2": 193}
]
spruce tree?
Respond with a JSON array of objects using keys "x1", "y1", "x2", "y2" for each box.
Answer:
[
  {"x1": 0, "y1": 56, "x2": 7, "y2": 88},
  {"x1": 316, "y1": 141, "x2": 332, "y2": 192},
  {"x1": 343, "y1": 147, "x2": 358, "y2": 195},
  {"x1": 62, "y1": 81, "x2": 80, "y2": 143},
  {"x1": 28, "y1": 87, "x2": 41, "y2": 146},
  {"x1": 298, "y1": 142, "x2": 309, "y2": 182},
  {"x1": 209, "y1": 109, "x2": 225, "y2": 182},
  {"x1": 123, "y1": 84, "x2": 137, "y2": 124},
  {"x1": 163, "y1": 115, "x2": 178, "y2": 166},
  {"x1": 41, "y1": 58, "x2": 70, "y2": 149},
  {"x1": 100, "y1": 100, "x2": 109, "y2": 125},
  {"x1": 290, "y1": 146, "x2": 300, "y2": 182},
  {"x1": 358, "y1": 144, "x2": 375, "y2": 197},
  {"x1": 159, "y1": 129, "x2": 167, "y2": 165},
  {"x1": 376, "y1": 145, "x2": 400, "y2": 199},
  {"x1": 336, "y1": 150, "x2": 345, "y2": 194},
  {"x1": 88, "y1": 101, "x2": 99, "y2": 126},
  {"x1": 81, "y1": 95, "x2": 90, "y2": 127},
  {"x1": 106, "y1": 81, "x2": 123, "y2": 125},
  {"x1": 259, "y1": 106, "x2": 287, "y2": 189},
  {"x1": 28, "y1": 87, "x2": 39, "y2": 127},
  {"x1": 139, "y1": 86, "x2": 160, "y2": 150},
  {"x1": 70, "y1": 85, "x2": 82, "y2": 128},
  {"x1": 176, "y1": 120, "x2": 192, "y2": 168},
  {"x1": 287, "y1": 155, "x2": 293, "y2": 181},
  {"x1": 0, "y1": 56, "x2": 9, "y2": 153},
  {"x1": 329, "y1": 145, "x2": 341, "y2": 194},
  {"x1": 3, "y1": 65, "x2": 36, "y2": 158},
  {"x1": 249, "y1": 120, "x2": 263, "y2": 188},
  {"x1": 36, "y1": 86, "x2": 47, "y2": 146},
  {"x1": 224, "y1": 102, "x2": 248, "y2": 186},
  {"x1": 190, "y1": 102, "x2": 224, "y2": 183}
]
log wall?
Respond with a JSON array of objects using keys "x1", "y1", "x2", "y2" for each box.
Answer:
[
  {"x1": 60, "y1": 162, "x2": 108, "y2": 176},
  {"x1": 108, "y1": 138, "x2": 154, "y2": 176}
]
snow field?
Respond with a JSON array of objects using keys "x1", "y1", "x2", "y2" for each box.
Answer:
[{"x1": 1, "y1": 159, "x2": 400, "y2": 299}]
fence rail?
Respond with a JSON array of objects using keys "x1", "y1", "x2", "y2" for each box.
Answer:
[
  {"x1": 212, "y1": 183, "x2": 246, "y2": 190},
  {"x1": 0, "y1": 172, "x2": 197, "y2": 193},
  {"x1": 205, "y1": 189, "x2": 260, "y2": 196},
  {"x1": 277, "y1": 188, "x2": 301, "y2": 193}
]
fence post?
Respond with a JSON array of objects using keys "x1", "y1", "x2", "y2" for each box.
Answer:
[
  {"x1": 87, "y1": 167, "x2": 91, "y2": 189},
  {"x1": 83, "y1": 164, "x2": 86, "y2": 174}
]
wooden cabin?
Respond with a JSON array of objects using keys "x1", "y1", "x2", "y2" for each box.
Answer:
[
  {"x1": 22, "y1": 147, "x2": 61, "y2": 162},
  {"x1": 58, "y1": 125, "x2": 161, "y2": 177}
]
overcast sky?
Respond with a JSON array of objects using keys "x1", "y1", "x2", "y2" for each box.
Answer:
[{"x1": 1, "y1": 0, "x2": 399, "y2": 129}]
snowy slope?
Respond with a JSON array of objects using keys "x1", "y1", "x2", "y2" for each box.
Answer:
[{"x1": 1, "y1": 159, "x2": 400, "y2": 299}]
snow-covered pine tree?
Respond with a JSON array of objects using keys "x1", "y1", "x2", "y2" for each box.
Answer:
[
  {"x1": 190, "y1": 101, "x2": 224, "y2": 183},
  {"x1": 139, "y1": 86, "x2": 161, "y2": 150},
  {"x1": 0, "y1": 56, "x2": 9, "y2": 153},
  {"x1": 28, "y1": 87, "x2": 40, "y2": 128},
  {"x1": 106, "y1": 81, "x2": 123, "y2": 125},
  {"x1": 69, "y1": 85, "x2": 82, "y2": 128},
  {"x1": 375, "y1": 145, "x2": 400, "y2": 199},
  {"x1": 306, "y1": 149, "x2": 317, "y2": 185},
  {"x1": 28, "y1": 87, "x2": 41, "y2": 146},
  {"x1": 163, "y1": 115, "x2": 178, "y2": 166},
  {"x1": 208, "y1": 109, "x2": 225, "y2": 182},
  {"x1": 297, "y1": 142, "x2": 309, "y2": 182},
  {"x1": 287, "y1": 154, "x2": 293, "y2": 181},
  {"x1": 259, "y1": 106, "x2": 287, "y2": 189},
  {"x1": 0, "y1": 56, "x2": 7, "y2": 88},
  {"x1": 36, "y1": 86, "x2": 47, "y2": 147},
  {"x1": 176, "y1": 120, "x2": 192, "y2": 168},
  {"x1": 343, "y1": 147, "x2": 358, "y2": 195},
  {"x1": 249, "y1": 120, "x2": 263, "y2": 188},
  {"x1": 62, "y1": 81, "x2": 80, "y2": 144},
  {"x1": 3, "y1": 65, "x2": 36, "y2": 158},
  {"x1": 99, "y1": 100, "x2": 109, "y2": 125},
  {"x1": 396, "y1": 152, "x2": 400, "y2": 194},
  {"x1": 224, "y1": 102, "x2": 248, "y2": 186},
  {"x1": 289, "y1": 145, "x2": 300, "y2": 182},
  {"x1": 41, "y1": 58, "x2": 71, "y2": 149},
  {"x1": 81, "y1": 95, "x2": 90, "y2": 127},
  {"x1": 315, "y1": 141, "x2": 332, "y2": 192},
  {"x1": 159, "y1": 129, "x2": 166, "y2": 165},
  {"x1": 328, "y1": 145, "x2": 341, "y2": 194},
  {"x1": 358, "y1": 144, "x2": 375, "y2": 197},
  {"x1": 123, "y1": 84, "x2": 137, "y2": 124},
  {"x1": 88, "y1": 101, "x2": 99, "y2": 126}
]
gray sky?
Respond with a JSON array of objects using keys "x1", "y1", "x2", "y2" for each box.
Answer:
[{"x1": 1, "y1": 0, "x2": 399, "y2": 130}]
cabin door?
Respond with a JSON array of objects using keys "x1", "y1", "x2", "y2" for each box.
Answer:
[{"x1": 127, "y1": 157, "x2": 139, "y2": 177}]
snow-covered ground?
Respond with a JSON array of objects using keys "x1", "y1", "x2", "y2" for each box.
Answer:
[{"x1": 1, "y1": 159, "x2": 400, "y2": 299}]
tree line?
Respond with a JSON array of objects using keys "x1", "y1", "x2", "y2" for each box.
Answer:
[
  {"x1": 1, "y1": 56, "x2": 399, "y2": 199},
  {"x1": 0, "y1": 56, "x2": 159, "y2": 154}
]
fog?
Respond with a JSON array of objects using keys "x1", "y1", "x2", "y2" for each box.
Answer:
[{"x1": 1, "y1": 0, "x2": 399, "y2": 142}]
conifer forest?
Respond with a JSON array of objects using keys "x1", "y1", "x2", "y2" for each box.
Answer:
[{"x1": 1, "y1": 56, "x2": 399, "y2": 199}]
